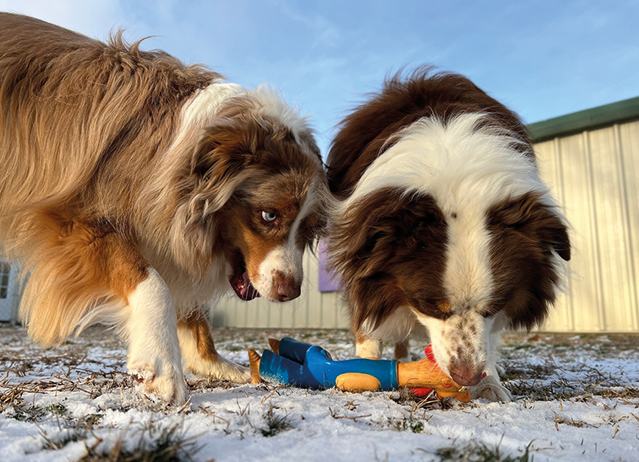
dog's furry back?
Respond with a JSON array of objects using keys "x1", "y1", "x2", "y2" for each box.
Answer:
[
  {"x1": 0, "y1": 13, "x2": 221, "y2": 343},
  {"x1": 0, "y1": 13, "x2": 217, "y2": 229}
]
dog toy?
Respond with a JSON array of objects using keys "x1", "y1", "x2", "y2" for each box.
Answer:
[{"x1": 248, "y1": 337, "x2": 471, "y2": 402}]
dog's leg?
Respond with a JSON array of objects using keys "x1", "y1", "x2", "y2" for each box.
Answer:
[
  {"x1": 470, "y1": 364, "x2": 512, "y2": 402},
  {"x1": 355, "y1": 332, "x2": 383, "y2": 359},
  {"x1": 16, "y1": 214, "x2": 187, "y2": 404},
  {"x1": 470, "y1": 318, "x2": 512, "y2": 402},
  {"x1": 125, "y1": 268, "x2": 188, "y2": 404},
  {"x1": 393, "y1": 339, "x2": 412, "y2": 362},
  {"x1": 177, "y1": 309, "x2": 250, "y2": 383}
]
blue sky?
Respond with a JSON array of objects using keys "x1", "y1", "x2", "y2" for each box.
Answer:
[{"x1": 1, "y1": 0, "x2": 637, "y2": 155}]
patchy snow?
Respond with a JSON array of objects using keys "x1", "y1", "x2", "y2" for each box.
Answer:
[{"x1": 1, "y1": 326, "x2": 638, "y2": 461}]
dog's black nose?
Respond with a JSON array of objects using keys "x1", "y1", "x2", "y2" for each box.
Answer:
[{"x1": 276, "y1": 283, "x2": 300, "y2": 301}]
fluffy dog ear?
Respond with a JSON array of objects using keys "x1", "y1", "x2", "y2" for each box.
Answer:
[
  {"x1": 489, "y1": 192, "x2": 571, "y2": 261},
  {"x1": 540, "y1": 212, "x2": 571, "y2": 261},
  {"x1": 330, "y1": 188, "x2": 445, "y2": 278},
  {"x1": 189, "y1": 122, "x2": 256, "y2": 215}
]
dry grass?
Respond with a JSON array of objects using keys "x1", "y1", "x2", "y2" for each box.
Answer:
[
  {"x1": 434, "y1": 439, "x2": 533, "y2": 462},
  {"x1": 38, "y1": 421, "x2": 203, "y2": 462},
  {"x1": 260, "y1": 403, "x2": 294, "y2": 437}
]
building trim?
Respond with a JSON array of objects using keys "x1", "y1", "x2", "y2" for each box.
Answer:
[{"x1": 528, "y1": 96, "x2": 639, "y2": 142}]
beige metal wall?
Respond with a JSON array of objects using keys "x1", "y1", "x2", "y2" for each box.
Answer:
[
  {"x1": 535, "y1": 120, "x2": 639, "y2": 332},
  {"x1": 212, "y1": 119, "x2": 639, "y2": 332}
]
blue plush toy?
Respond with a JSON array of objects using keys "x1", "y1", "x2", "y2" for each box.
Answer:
[{"x1": 248, "y1": 337, "x2": 471, "y2": 402}]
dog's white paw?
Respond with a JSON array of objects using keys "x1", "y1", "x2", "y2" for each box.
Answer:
[
  {"x1": 470, "y1": 374, "x2": 512, "y2": 402},
  {"x1": 128, "y1": 359, "x2": 188, "y2": 405},
  {"x1": 186, "y1": 354, "x2": 251, "y2": 383}
]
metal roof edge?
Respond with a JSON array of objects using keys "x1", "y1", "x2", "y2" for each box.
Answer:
[{"x1": 527, "y1": 96, "x2": 639, "y2": 143}]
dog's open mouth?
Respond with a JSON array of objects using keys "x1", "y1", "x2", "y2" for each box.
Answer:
[{"x1": 229, "y1": 252, "x2": 261, "y2": 301}]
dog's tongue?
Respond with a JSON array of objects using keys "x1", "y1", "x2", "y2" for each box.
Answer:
[{"x1": 236, "y1": 271, "x2": 260, "y2": 301}]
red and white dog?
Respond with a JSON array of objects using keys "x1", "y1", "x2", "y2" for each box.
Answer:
[
  {"x1": 326, "y1": 69, "x2": 570, "y2": 401},
  {"x1": 0, "y1": 13, "x2": 329, "y2": 404}
]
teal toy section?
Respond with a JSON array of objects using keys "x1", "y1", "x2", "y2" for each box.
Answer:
[{"x1": 258, "y1": 337, "x2": 399, "y2": 390}]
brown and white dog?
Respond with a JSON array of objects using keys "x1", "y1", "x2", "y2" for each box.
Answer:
[
  {"x1": 326, "y1": 69, "x2": 570, "y2": 402},
  {"x1": 0, "y1": 13, "x2": 329, "y2": 404}
]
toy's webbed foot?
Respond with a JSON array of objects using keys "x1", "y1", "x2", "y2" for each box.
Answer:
[
  {"x1": 335, "y1": 373, "x2": 382, "y2": 392},
  {"x1": 435, "y1": 388, "x2": 471, "y2": 402},
  {"x1": 248, "y1": 349, "x2": 262, "y2": 384},
  {"x1": 268, "y1": 338, "x2": 280, "y2": 354}
]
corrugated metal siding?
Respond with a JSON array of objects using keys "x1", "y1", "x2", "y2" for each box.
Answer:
[
  {"x1": 0, "y1": 261, "x2": 22, "y2": 324},
  {"x1": 535, "y1": 120, "x2": 639, "y2": 332},
  {"x1": 212, "y1": 119, "x2": 639, "y2": 332}
]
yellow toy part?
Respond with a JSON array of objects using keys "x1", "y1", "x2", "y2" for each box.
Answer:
[
  {"x1": 434, "y1": 388, "x2": 471, "y2": 402},
  {"x1": 335, "y1": 373, "x2": 382, "y2": 392},
  {"x1": 248, "y1": 349, "x2": 262, "y2": 384}
]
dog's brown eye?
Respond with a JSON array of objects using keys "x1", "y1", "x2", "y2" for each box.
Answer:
[{"x1": 261, "y1": 211, "x2": 277, "y2": 223}]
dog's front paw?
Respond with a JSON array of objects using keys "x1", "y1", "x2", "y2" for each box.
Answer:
[
  {"x1": 128, "y1": 360, "x2": 188, "y2": 405},
  {"x1": 470, "y1": 374, "x2": 512, "y2": 402},
  {"x1": 185, "y1": 354, "x2": 251, "y2": 383}
]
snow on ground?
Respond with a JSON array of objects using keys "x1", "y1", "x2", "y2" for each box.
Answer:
[{"x1": 1, "y1": 326, "x2": 638, "y2": 462}]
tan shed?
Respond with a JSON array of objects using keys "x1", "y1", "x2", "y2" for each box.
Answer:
[{"x1": 530, "y1": 96, "x2": 639, "y2": 332}]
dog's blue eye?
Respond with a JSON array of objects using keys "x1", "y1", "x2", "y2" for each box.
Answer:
[{"x1": 261, "y1": 211, "x2": 277, "y2": 223}]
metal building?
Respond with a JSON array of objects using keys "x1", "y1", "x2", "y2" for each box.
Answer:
[
  {"x1": 0, "y1": 259, "x2": 20, "y2": 324},
  {"x1": 530, "y1": 96, "x2": 639, "y2": 332},
  {"x1": 213, "y1": 96, "x2": 639, "y2": 333}
]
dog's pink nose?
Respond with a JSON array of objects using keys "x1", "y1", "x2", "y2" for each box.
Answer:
[
  {"x1": 276, "y1": 282, "x2": 300, "y2": 301},
  {"x1": 449, "y1": 366, "x2": 483, "y2": 386}
]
